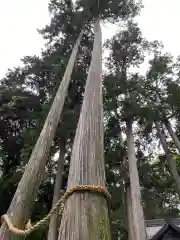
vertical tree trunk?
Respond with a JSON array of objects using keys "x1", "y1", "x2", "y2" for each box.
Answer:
[
  {"x1": 0, "y1": 31, "x2": 83, "y2": 240},
  {"x1": 125, "y1": 185, "x2": 135, "y2": 240},
  {"x1": 48, "y1": 141, "x2": 65, "y2": 240},
  {"x1": 118, "y1": 126, "x2": 135, "y2": 240},
  {"x1": 155, "y1": 121, "x2": 180, "y2": 198},
  {"x1": 126, "y1": 118, "x2": 147, "y2": 240},
  {"x1": 58, "y1": 19, "x2": 111, "y2": 240},
  {"x1": 164, "y1": 119, "x2": 180, "y2": 153}
]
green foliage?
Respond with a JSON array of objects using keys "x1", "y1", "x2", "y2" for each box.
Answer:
[{"x1": 76, "y1": 0, "x2": 141, "y2": 22}]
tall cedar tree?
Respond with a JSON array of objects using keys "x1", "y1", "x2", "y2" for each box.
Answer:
[
  {"x1": 0, "y1": 31, "x2": 83, "y2": 240},
  {"x1": 58, "y1": 19, "x2": 111, "y2": 240}
]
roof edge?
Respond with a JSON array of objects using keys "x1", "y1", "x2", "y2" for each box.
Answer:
[{"x1": 150, "y1": 222, "x2": 180, "y2": 240}]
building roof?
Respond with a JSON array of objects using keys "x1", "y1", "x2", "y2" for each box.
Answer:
[{"x1": 146, "y1": 218, "x2": 180, "y2": 239}]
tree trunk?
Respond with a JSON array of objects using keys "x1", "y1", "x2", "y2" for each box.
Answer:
[
  {"x1": 117, "y1": 125, "x2": 135, "y2": 240},
  {"x1": 58, "y1": 19, "x2": 111, "y2": 240},
  {"x1": 126, "y1": 119, "x2": 147, "y2": 240},
  {"x1": 125, "y1": 185, "x2": 135, "y2": 240},
  {"x1": 48, "y1": 141, "x2": 65, "y2": 240},
  {"x1": 0, "y1": 31, "x2": 83, "y2": 240},
  {"x1": 164, "y1": 119, "x2": 180, "y2": 153},
  {"x1": 155, "y1": 121, "x2": 180, "y2": 198}
]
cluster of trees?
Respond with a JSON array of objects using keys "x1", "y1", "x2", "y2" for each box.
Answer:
[{"x1": 0, "y1": 0, "x2": 180, "y2": 239}]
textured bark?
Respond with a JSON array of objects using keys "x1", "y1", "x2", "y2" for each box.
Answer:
[
  {"x1": 48, "y1": 141, "x2": 65, "y2": 240},
  {"x1": 118, "y1": 128, "x2": 135, "y2": 240},
  {"x1": 126, "y1": 186, "x2": 135, "y2": 240},
  {"x1": 164, "y1": 119, "x2": 180, "y2": 153},
  {"x1": 0, "y1": 31, "x2": 83, "y2": 240},
  {"x1": 58, "y1": 20, "x2": 111, "y2": 240},
  {"x1": 155, "y1": 121, "x2": 180, "y2": 199},
  {"x1": 126, "y1": 119, "x2": 147, "y2": 240}
]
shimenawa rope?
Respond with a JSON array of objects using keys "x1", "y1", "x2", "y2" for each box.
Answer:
[{"x1": 1, "y1": 185, "x2": 111, "y2": 237}]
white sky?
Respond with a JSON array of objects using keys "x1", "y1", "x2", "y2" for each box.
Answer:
[{"x1": 0, "y1": 0, "x2": 180, "y2": 78}]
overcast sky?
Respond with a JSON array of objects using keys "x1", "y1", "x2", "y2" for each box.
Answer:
[{"x1": 0, "y1": 0, "x2": 180, "y2": 78}]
